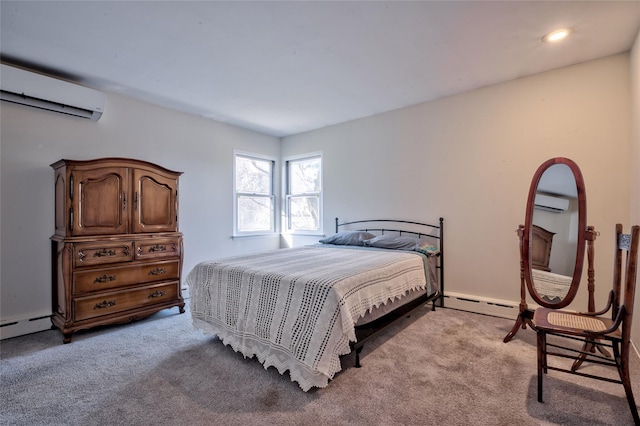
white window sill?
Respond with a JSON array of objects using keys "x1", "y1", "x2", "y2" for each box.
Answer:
[{"x1": 231, "y1": 233, "x2": 279, "y2": 240}]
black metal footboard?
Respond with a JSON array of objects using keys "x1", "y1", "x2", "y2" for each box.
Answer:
[{"x1": 335, "y1": 217, "x2": 444, "y2": 368}]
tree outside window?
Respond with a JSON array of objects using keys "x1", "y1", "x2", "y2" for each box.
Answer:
[
  {"x1": 235, "y1": 154, "x2": 274, "y2": 234},
  {"x1": 286, "y1": 155, "x2": 322, "y2": 232}
]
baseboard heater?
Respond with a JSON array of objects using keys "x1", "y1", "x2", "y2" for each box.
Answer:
[
  {"x1": 443, "y1": 292, "x2": 519, "y2": 320},
  {"x1": 0, "y1": 314, "x2": 52, "y2": 340}
]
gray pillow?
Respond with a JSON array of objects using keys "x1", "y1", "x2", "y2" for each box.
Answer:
[
  {"x1": 364, "y1": 235, "x2": 439, "y2": 256},
  {"x1": 363, "y1": 235, "x2": 419, "y2": 250},
  {"x1": 319, "y1": 231, "x2": 377, "y2": 246}
]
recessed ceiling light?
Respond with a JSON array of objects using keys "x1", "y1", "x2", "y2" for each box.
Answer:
[{"x1": 542, "y1": 28, "x2": 572, "y2": 43}]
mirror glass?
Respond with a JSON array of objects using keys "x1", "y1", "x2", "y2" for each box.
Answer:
[{"x1": 524, "y1": 158, "x2": 586, "y2": 309}]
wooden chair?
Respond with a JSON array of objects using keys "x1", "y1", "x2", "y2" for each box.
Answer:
[{"x1": 532, "y1": 224, "x2": 639, "y2": 425}]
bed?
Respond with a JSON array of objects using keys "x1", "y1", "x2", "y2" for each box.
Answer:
[
  {"x1": 531, "y1": 268, "x2": 572, "y2": 303},
  {"x1": 187, "y1": 218, "x2": 444, "y2": 391}
]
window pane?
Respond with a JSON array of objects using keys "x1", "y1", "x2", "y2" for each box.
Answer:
[
  {"x1": 290, "y1": 157, "x2": 321, "y2": 194},
  {"x1": 236, "y1": 156, "x2": 271, "y2": 194},
  {"x1": 289, "y1": 196, "x2": 319, "y2": 231},
  {"x1": 238, "y1": 196, "x2": 273, "y2": 231}
]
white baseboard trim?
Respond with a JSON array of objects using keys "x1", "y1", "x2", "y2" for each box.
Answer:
[
  {"x1": 0, "y1": 314, "x2": 52, "y2": 340},
  {"x1": 0, "y1": 286, "x2": 190, "y2": 341},
  {"x1": 442, "y1": 291, "x2": 640, "y2": 360},
  {"x1": 2, "y1": 292, "x2": 639, "y2": 360},
  {"x1": 443, "y1": 292, "x2": 520, "y2": 320}
]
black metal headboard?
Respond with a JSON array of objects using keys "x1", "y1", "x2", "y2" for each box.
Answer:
[{"x1": 335, "y1": 217, "x2": 444, "y2": 307}]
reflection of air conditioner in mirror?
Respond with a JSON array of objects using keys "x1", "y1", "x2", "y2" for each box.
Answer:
[
  {"x1": 534, "y1": 194, "x2": 569, "y2": 213},
  {"x1": 1, "y1": 64, "x2": 104, "y2": 120}
]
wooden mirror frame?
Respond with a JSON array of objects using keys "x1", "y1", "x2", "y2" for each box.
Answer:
[
  {"x1": 523, "y1": 157, "x2": 587, "y2": 309},
  {"x1": 504, "y1": 157, "x2": 595, "y2": 343}
]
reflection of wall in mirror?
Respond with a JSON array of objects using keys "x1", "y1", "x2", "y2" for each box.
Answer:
[{"x1": 533, "y1": 195, "x2": 578, "y2": 277}]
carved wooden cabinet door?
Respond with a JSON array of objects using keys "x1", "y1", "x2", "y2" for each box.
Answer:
[
  {"x1": 72, "y1": 167, "x2": 129, "y2": 236},
  {"x1": 531, "y1": 225, "x2": 555, "y2": 272},
  {"x1": 131, "y1": 168, "x2": 178, "y2": 233}
]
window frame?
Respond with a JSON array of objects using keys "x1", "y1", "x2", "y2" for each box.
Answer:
[
  {"x1": 233, "y1": 150, "x2": 277, "y2": 237},
  {"x1": 283, "y1": 152, "x2": 323, "y2": 235}
]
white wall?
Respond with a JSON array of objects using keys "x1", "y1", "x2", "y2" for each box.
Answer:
[
  {"x1": 282, "y1": 54, "x2": 632, "y2": 323},
  {"x1": 0, "y1": 92, "x2": 280, "y2": 337},
  {"x1": 630, "y1": 29, "x2": 640, "y2": 346}
]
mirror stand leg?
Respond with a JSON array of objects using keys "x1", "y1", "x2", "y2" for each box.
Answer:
[
  {"x1": 571, "y1": 339, "x2": 612, "y2": 371},
  {"x1": 504, "y1": 308, "x2": 535, "y2": 343},
  {"x1": 573, "y1": 227, "x2": 611, "y2": 363},
  {"x1": 505, "y1": 226, "x2": 534, "y2": 343},
  {"x1": 595, "y1": 343, "x2": 611, "y2": 357},
  {"x1": 571, "y1": 340, "x2": 592, "y2": 371},
  {"x1": 503, "y1": 315, "x2": 525, "y2": 343}
]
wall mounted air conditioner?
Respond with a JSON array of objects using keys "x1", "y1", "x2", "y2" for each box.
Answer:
[
  {"x1": 534, "y1": 193, "x2": 569, "y2": 213},
  {"x1": 1, "y1": 64, "x2": 104, "y2": 120}
]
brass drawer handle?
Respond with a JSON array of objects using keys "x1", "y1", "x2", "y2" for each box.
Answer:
[
  {"x1": 148, "y1": 268, "x2": 167, "y2": 276},
  {"x1": 149, "y1": 244, "x2": 167, "y2": 253},
  {"x1": 95, "y1": 248, "x2": 116, "y2": 257},
  {"x1": 94, "y1": 274, "x2": 116, "y2": 284},
  {"x1": 94, "y1": 300, "x2": 116, "y2": 309},
  {"x1": 148, "y1": 290, "x2": 166, "y2": 298}
]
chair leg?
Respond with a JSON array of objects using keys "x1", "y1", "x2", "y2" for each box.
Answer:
[
  {"x1": 614, "y1": 344, "x2": 640, "y2": 425},
  {"x1": 537, "y1": 330, "x2": 545, "y2": 403},
  {"x1": 543, "y1": 335, "x2": 548, "y2": 374}
]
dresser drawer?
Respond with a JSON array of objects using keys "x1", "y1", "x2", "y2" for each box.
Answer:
[
  {"x1": 73, "y1": 260, "x2": 180, "y2": 294},
  {"x1": 74, "y1": 242, "x2": 134, "y2": 267},
  {"x1": 74, "y1": 282, "x2": 179, "y2": 321},
  {"x1": 135, "y1": 238, "x2": 181, "y2": 260}
]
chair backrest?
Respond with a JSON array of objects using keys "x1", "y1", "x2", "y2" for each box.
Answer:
[{"x1": 617, "y1": 224, "x2": 640, "y2": 344}]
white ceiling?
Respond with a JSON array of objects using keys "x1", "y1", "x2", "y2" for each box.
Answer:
[{"x1": 1, "y1": 1, "x2": 639, "y2": 137}]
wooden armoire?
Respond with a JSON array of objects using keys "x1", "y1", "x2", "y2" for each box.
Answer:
[
  {"x1": 531, "y1": 224, "x2": 555, "y2": 272},
  {"x1": 50, "y1": 158, "x2": 185, "y2": 343}
]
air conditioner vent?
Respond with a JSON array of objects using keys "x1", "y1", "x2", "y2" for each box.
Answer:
[
  {"x1": 1, "y1": 64, "x2": 104, "y2": 120},
  {"x1": 534, "y1": 194, "x2": 569, "y2": 213}
]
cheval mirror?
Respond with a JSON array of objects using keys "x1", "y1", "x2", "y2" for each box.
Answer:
[{"x1": 504, "y1": 157, "x2": 597, "y2": 342}]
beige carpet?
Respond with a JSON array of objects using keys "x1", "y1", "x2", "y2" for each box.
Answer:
[{"x1": 1, "y1": 302, "x2": 638, "y2": 425}]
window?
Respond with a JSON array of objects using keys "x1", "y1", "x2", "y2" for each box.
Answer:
[
  {"x1": 234, "y1": 152, "x2": 275, "y2": 235},
  {"x1": 285, "y1": 154, "x2": 322, "y2": 233}
]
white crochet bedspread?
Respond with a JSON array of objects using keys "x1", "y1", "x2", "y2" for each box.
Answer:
[
  {"x1": 187, "y1": 246, "x2": 433, "y2": 391},
  {"x1": 532, "y1": 269, "x2": 572, "y2": 299}
]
